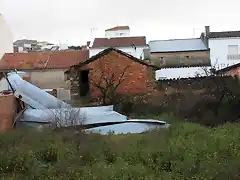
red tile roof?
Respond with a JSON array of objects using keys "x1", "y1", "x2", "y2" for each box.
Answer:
[
  {"x1": 0, "y1": 50, "x2": 89, "y2": 70},
  {"x1": 91, "y1": 36, "x2": 146, "y2": 48},
  {"x1": 105, "y1": 26, "x2": 130, "y2": 31}
]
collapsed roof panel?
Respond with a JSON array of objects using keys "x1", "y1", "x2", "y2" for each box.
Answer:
[
  {"x1": 20, "y1": 106, "x2": 118, "y2": 124},
  {"x1": 7, "y1": 72, "x2": 71, "y2": 109}
]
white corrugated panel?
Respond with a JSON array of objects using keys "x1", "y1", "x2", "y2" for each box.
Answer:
[
  {"x1": 20, "y1": 108, "x2": 127, "y2": 125},
  {"x1": 0, "y1": 78, "x2": 9, "y2": 92},
  {"x1": 155, "y1": 66, "x2": 211, "y2": 80},
  {"x1": 19, "y1": 108, "x2": 169, "y2": 134},
  {"x1": 7, "y1": 72, "x2": 70, "y2": 109}
]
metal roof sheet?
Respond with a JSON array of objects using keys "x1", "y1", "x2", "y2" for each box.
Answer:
[{"x1": 149, "y1": 38, "x2": 208, "y2": 53}]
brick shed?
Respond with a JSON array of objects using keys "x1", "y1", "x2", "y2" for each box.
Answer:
[{"x1": 66, "y1": 48, "x2": 159, "y2": 99}]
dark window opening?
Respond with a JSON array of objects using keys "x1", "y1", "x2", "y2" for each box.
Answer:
[{"x1": 79, "y1": 70, "x2": 89, "y2": 97}]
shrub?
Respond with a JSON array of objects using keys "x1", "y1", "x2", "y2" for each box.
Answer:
[{"x1": 0, "y1": 123, "x2": 240, "y2": 179}]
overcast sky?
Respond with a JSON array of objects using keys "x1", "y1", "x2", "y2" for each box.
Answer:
[{"x1": 1, "y1": 0, "x2": 240, "y2": 45}]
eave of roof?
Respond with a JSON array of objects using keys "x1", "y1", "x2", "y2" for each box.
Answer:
[
  {"x1": 216, "y1": 63, "x2": 240, "y2": 73},
  {"x1": 90, "y1": 45, "x2": 148, "y2": 49},
  {"x1": 70, "y1": 48, "x2": 160, "y2": 70},
  {"x1": 151, "y1": 49, "x2": 210, "y2": 53}
]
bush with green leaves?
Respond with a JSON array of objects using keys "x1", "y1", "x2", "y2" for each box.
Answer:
[{"x1": 0, "y1": 123, "x2": 240, "y2": 179}]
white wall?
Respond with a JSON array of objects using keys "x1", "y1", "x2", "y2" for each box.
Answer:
[
  {"x1": 209, "y1": 38, "x2": 240, "y2": 70},
  {"x1": 105, "y1": 30, "x2": 130, "y2": 38},
  {"x1": 90, "y1": 46, "x2": 147, "y2": 59},
  {"x1": 0, "y1": 15, "x2": 13, "y2": 60},
  {"x1": 155, "y1": 66, "x2": 211, "y2": 80}
]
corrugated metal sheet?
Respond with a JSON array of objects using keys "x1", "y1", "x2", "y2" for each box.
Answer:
[
  {"x1": 149, "y1": 38, "x2": 208, "y2": 52},
  {"x1": 7, "y1": 72, "x2": 70, "y2": 109},
  {"x1": 86, "y1": 120, "x2": 169, "y2": 134},
  {"x1": 155, "y1": 66, "x2": 211, "y2": 80},
  {"x1": 18, "y1": 107, "x2": 169, "y2": 134},
  {"x1": 20, "y1": 106, "x2": 116, "y2": 124}
]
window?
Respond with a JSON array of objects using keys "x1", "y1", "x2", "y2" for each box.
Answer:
[
  {"x1": 228, "y1": 45, "x2": 238, "y2": 55},
  {"x1": 228, "y1": 45, "x2": 240, "y2": 60}
]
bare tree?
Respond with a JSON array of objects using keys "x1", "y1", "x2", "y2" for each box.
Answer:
[
  {"x1": 90, "y1": 64, "x2": 130, "y2": 105},
  {"x1": 37, "y1": 101, "x2": 86, "y2": 132}
]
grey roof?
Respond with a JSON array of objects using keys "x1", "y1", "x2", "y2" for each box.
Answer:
[
  {"x1": 149, "y1": 38, "x2": 208, "y2": 53},
  {"x1": 208, "y1": 31, "x2": 240, "y2": 38},
  {"x1": 14, "y1": 39, "x2": 38, "y2": 46}
]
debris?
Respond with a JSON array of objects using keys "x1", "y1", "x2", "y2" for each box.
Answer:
[{"x1": 2, "y1": 71, "x2": 170, "y2": 134}]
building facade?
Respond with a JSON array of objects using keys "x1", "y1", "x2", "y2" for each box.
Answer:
[
  {"x1": 146, "y1": 38, "x2": 210, "y2": 68},
  {"x1": 0, "y1": 50, "x2": 89, "y2": 89},
  {"x1": 105, "y1": 26, "x2": 130, "y2": 38},
  {"x1": 90, "y1": 26, "x2": 148, "y2": 59},
  {"x1": 203, "y1": 26, "x2": 240, "y2": 70},
  {"x1": 67, "y1": 48, "x2": 158, "y2": 99}
]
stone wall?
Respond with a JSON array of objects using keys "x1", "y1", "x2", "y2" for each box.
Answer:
[{"x1": 150, "y1": 50, "x2": 210, "y2": 68}]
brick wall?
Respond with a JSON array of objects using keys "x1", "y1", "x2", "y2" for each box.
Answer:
[
  {"x1": 222, "y1": 67, "x2": 240, "y2": 78},
  {"x1": 69, "y1": 51, "x2": 156, "y2": 99},
  {"x1": 0, "y1": 93, "x2": 17, "y2": 132}
]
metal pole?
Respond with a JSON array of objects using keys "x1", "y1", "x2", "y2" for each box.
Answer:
[{"x1": 3, "y1": 72, "x2": 15, "y2": 93}]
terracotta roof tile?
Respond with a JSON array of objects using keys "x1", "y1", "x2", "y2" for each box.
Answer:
[
  {"x1": 0, "y1": 50, "x2": 89, "y2": 70},
  {"x1": 105, "y1": 26, "x2": 130, "y2": 31},
  {"x1": 91, "y1": 36, "x2": 146, "y2": 48}
]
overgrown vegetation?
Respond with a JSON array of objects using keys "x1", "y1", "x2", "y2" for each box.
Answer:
[
  {"x1": 116, "y1": 76, "x2": 240, "y2": 126},
  {"x1": 1, "y1": 123, "x2": 240, "y2": 179},
  {"x1": 2, "y1": 74, "x2": 240, "y2": 179}
]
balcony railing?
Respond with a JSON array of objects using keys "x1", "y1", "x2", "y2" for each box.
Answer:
[{"x1": 227, "y1": 54, "x2": 240, "y2": 60}]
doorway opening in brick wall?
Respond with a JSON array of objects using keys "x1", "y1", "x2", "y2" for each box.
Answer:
[{"x1": 79, "y1": 70, "x2": 89, "y2": 97}]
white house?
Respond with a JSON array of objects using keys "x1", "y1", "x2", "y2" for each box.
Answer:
[
  {"x1": 204, "y1": 26, "x2": 240, "y2": 70},
  {"x1": 105, "y1": 26, "x2": 130, "y2": 38},
  {"x1": 0, "y1": 14, "x2": 13, "y2": 60},
  {"x1": 90, "y1": 26, "x2": 148, "y2": 59}
]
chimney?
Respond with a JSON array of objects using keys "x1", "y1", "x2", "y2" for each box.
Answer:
[
  {"x1": 143, "y1": 48, "x2": 151, "y2": 60},
  {"x1": 87, "y1": 41, "x2": 91, "y2": 47},
  {"x1": 205, "y1": 26, "x2": 210, "y2": 36}
]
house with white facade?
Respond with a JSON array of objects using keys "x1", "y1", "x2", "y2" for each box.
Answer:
[
  {"x1": 203, "y1": 26, "x2": 240, "y2": 70},
  {"x1": 0, "y1": 14, "x2": 13, "y2": 60},
  {"x1": 105, "y1": 26, "x2": 130, "y2": 38},
  {"x1": 90, "y1": 26, "x2": 147, "y2": 59}
]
